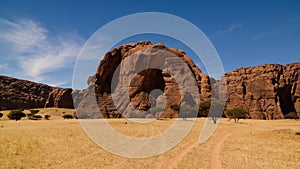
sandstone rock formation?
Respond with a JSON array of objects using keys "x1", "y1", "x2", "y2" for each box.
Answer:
[
  {"x1": 75, "y1": 41, "x2": 211, "y2": 118},
  {"x1": 215, "y1": 63, "x2": 300, "y2": 119},
  {"x1": 44, "y1": 88, "x2": 74, "y2": 108},
  {"x1": 72, "y1": 75, "x2": 99, "y2": 118},
  {"x1": 1, "y1": 42, "x2": 298, "y2": 120},
  {"x1": 0, "y1": 75, "x2": 55, "y2": 110},
  {"x1": 0, "y1": 75, "x2": 74, "y2": 110}
]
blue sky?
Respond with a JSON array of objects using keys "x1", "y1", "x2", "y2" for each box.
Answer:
[{"x1": 0, "y1": 0, "x2": 299, "y2": 88}]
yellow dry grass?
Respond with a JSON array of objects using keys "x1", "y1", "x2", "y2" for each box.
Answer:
[{"x1": 0, "y1": 108, "x2": 299, "y2": 169}]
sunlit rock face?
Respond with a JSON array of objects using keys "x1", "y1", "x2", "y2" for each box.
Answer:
[
  {"x1": 45, "y1": 88, "x2": 74, "y2": 109},
  {"x1": 0, "y1": 75, "x2": 55, "y2": 110},
  {"x1": 76, "y1": 41, "x2": 211, "y2": 118},
  {"x1": 214, "y1": 63, "x2": 300, "y2": 119}
]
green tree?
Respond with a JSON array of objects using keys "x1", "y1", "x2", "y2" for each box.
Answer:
[
  {"x1": 198, "y1": 100, "x2": 211, "y2": 117},
  {"x1": 7, "y1": 110, "x2": 26, "y2": 121},
  {"x1": 180, "y1": 104, "x2": 198, "y2": 120},
  {"x1": 226, "y1": 108, "x2": 247, "y2": 123},
  {"x1": 62, "y1": 114, "x2": 73, "y2": 119},
  {"x1": 198, "y1": 100, "x2": 225, "y2": 123},
  {"x1": 209, "y1": 101, "x2": 225, "y2": 124}
]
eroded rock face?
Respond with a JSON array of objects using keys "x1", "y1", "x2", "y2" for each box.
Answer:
[
  {"x1": 77, "y1": 41, "x2": 211, "y2": 118},
  {"x1": 0, "y1": 75, "x2": 55, "y2": 110},
  {"x1": 0, "y1": 75, "x2": 74, "y2": 110},
  {"x1": 215, "y1": 63, "x2": 300, "y2": 119},
  {"x1": 45, "y1": 88, "x2": 74, "y2": 108},
  {"x1": 72, "y1": 75, "x2": 99, "y2": 118}
]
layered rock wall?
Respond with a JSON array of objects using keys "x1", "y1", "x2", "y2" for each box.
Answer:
[
  {"x1": 0, "y1": 75, "x2": 74, "y2": 110},
  {"x1": 0, "y1": 75, "x2": 55, "y2": 110},
  {"x1": 216, "y1": 63, "x2": 300, "y2": 119}
]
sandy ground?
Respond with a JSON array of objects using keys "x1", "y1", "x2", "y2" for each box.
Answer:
[{"x1": 0, "y1": 109, "x2": 300, "y2": 168}]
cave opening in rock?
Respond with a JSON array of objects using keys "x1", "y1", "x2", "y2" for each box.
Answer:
[
  {"x1": 277, "y1": 84, "x2": 296, "y2": 115},
  {"x1": 129, "y1": 68, "x2": 166, "y2": 111}
]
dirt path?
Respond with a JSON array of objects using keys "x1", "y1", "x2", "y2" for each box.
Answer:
[
  {"x1": 54, "y1": 131, "x2": 232, "y2": 169},
  {"x1": 155, "y1": 140, "x2": 199, "y2": 169},
  {"x1": 209, "y1": 132, "x2": 232, "y2": 169},
  {"x1": 155, "y1": 131, "x2": 232, "y2": 169}
]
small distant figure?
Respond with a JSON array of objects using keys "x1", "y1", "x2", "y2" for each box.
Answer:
[{"x1": 182, "y1": 112, "x2": 187, "y2": 120}]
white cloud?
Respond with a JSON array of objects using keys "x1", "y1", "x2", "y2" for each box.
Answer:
[
  {"x1": 251, "y1": 32, "x2": 274, "y2": 40},
  {"x1": 0, "y1": 18, "x2": 47, "y2": 52},
  {"x1": 0, "y1": 18, "x2": 85, "y2": 85},
  {"x1": 226, "y1": 23, "x2": 242, "y2": 32},
  {"x1": 211, "y1": 23, "x2": 243, "y2": 38}
]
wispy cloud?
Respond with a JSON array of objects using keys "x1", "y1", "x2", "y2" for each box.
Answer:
[
  {"x1": 227, "y1": 23, "x2": 242, "y2": 32},
  {"x1": 0, "y1": 18, "x2": 85, "y2": 86},
  {"x1": 251, "y1": 32, "x2": 274, "y2": 40},
  {"x1": 211, "y1": 23, "x2": 243, "y2": 38}
]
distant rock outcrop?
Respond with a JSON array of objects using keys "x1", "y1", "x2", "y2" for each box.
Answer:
[
  {"x1": 0, "y1": 75, "x2": 55, "y2": 110},
  {"x1": 0, "y1": 75, "x2": 74, "y2": 110},
  {"x1": 214, "y1": 63, "x2": 300, "y2": 119},
  {"x1": 44, "y1": 88, "x2": 74, "y2": 108}
]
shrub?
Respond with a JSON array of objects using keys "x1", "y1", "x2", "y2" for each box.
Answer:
[
  {"x1": 44, "y1": 114, "x2": 51, "y2": 120},
  {"x1": 226, "y1": 108, "x2": 247, "y2": 123},
  {"x1": 62, "y1": 114, "x2": 73, "y2": 119},
  {"x1": 149, "y1": 107, "x2": 164, "y2": 114},
  {"x1": 31, "y1": 114, "x2": 42, "y2": 120},
  {"x1": 170, "y1": 104, "x2": 180, "y2": 111},
  {"x1": 127, "y1": 111, "x2": 146, "y2": 118},
  {"x1": 7, "y1": 110, "x2": 26, "y2": 121},
  {"x1": 30, "y1": 109, "x2": 39, "y2": 114},
  {"x1": 198, "y1": 100, "x2": 211, "y2": 117},
  {"x1": 27, "y1": 113, "x2": 33, "y2": 119},
  {"x1": 76, "y1": 113, "x2": 89, "y2": 119},
  {"x1": 0, "y1": 112, "x2": 3, "y2": 118},
  {"x1": 284, "y1": 112, "x2": 299, "y2": 120},
  {"x1": 180, "y1": 104, "x2": 197, "y2": 120}
]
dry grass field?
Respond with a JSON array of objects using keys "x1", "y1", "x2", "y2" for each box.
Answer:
[{"x1": 0, "y1": 108, "x2": 299, "y2": 169}]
